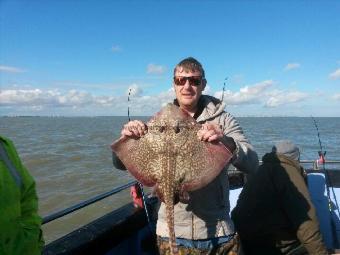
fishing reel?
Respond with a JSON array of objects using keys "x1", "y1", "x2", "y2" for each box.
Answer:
[
  {"x1": 318, "y1": 151, "x2": 327, "y2": 164},
  {"x1": 313, "y1": 151, "x2": 327, "y2": 170}
]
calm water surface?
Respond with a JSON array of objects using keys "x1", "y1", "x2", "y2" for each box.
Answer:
[{"x1": 1, "y1": 116, "x2": 340, "y2": 242}]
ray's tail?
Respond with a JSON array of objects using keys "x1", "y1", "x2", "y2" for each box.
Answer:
[
  {"x1": 165, "y1": 195, "x2": 178, "y2": 255},
  {"x1": 164, "y1": 140, "x2": 179, "y2": 255}
]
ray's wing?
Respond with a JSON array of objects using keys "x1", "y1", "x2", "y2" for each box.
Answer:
[
  {"x1": 176, "y1": 131, "x2": 233, "y2": 192},
  {"x1": 111, "y1": 137, "x2": 158, "y2": 187}
]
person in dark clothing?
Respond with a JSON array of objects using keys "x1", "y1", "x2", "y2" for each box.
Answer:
[{"x1": 231, "y1": 140, "x2": 328, "y2": 255}]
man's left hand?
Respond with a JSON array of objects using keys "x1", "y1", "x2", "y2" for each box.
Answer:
[{"x1": 197, "y1": 123, "x2": 223, "y2": 142}]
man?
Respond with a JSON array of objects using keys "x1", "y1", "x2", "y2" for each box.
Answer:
[
  {"x1": 113, "y1": 57, "x2": 258, "y2": 254},
  {"x1": 0, "y1": 135, "x2": 44, "y2": 255},
  {"x1": 231, "y1": 140, "x2": 328, "y2": 255}
]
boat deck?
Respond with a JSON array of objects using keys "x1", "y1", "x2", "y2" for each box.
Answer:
[{"x1": 43, "y1": 166, "x2": 340, "y2": 254}]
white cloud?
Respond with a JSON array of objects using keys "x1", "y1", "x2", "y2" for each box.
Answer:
[
  {"x1": 126, "y1": 84, "x2": 143, "y2": 97},
  {"x1": 230, "y1": 74, "x2": 244, "y2": 84},
  {"x1": 57, "y1": 90, "x2": 94, "y2": 106},
  {"x1": 332, "y1": 93, "x2": 340, "y2": 101},
  {"x1": 284, "y1": 63, "x2": 301, "y2": 71},
  {"x1": 0, "y1": 65, "x2": 26, "y2": 73},
  {"x1": 129, "y1": 88, "x2": 175, "y2": 115},
  {"x1": 111, "y1": 45, "x2": 121, "y2": 52},
  {"x1": 329, "y1": 68, "x2": 340, "y2": 80},
  {"x1": 315, "y1": 89, "x2": 325, "y2": 97},
  {"x1": 0, "y1": 89, "x2": 110, "y2": 108},
  {"x1": 214, "y1": 80, "x2": 274, "y2": 105},
  {"x1": 116, "y1": 87, "x2": 175, "y2": 116},
  {"x1": 213, "y1": 80, "x2": 309, "y2": 108},
  {"x1": 265, "y1": 90, "x2": 309, "y2": 107},
  {"x1": 202, "y1": 85, "x2": 211, "y2": 95},
  {"x1": 147, "y1": 63, "x2": 166, "y2": 74},
  {"x1": 0, "y1": 86, "x2": 175, "y2": 116},
  {"x1": 0, "y1": 81, "x2": 313, "y2": 115}
]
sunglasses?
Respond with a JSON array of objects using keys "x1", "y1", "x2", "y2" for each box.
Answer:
[{"x1": 173, "y1": 76, "x2": 203, "y2": 86}]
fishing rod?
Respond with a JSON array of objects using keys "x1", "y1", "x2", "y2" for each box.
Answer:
[
  {"x1": 312, "y1": 116, "x2": 340, "y2": 248},
  {"x1": 128, "y1": 88, "x2": 131, "y2": 122},
  {"x1": 218, "y1": 77, "x2": 228, "y2": 131},
  {"x1": 220, "y1": 77, "x2": 228, "y2": 104},
  {"x1": 127, "y1": 88, "x2": 151, "y2": 225}
]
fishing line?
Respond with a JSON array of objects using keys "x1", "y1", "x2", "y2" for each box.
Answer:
[
  {"x1": 127, "y1": 87, "x2": 151, "y2": 225},
  {"x1": 312, "y1": 116, "x2": 340, "y2": 247}
]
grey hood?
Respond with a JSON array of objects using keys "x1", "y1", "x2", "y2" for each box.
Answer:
[{"x1": 196, "y1": 95, "x2": 226, "y2": 123}]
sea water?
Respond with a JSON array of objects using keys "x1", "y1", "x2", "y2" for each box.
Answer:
[{"x1": 1, "y1": 116, "x2": 340, "y2": 242}]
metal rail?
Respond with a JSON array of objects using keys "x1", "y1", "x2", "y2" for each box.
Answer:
[
  {"x1": 42, "y1": 160, "x2": 340, "y2": 225},
  {"x1": 42, "y1": 180, "x2": 137, "y2": 224},
  {"x1": 300, "y1": 160, "x2": 340, "y2": 164}
]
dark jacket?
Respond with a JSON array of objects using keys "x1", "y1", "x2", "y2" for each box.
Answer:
[{"x1": 231, "y1": 152, "x2": 327, "y2": 255}]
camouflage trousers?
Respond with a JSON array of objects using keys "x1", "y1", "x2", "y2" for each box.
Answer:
[{"x1": 157, "y1": 234, "x2": 240, "y2": 255}]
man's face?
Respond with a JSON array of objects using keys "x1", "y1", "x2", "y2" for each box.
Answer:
[{"x1": 173, "y1": 67, "x2": 206, "y2": 111}]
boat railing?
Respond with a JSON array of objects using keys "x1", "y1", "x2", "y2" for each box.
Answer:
[
  {"x1": 227, "y1": 160, "x2": 340, "y2": 171},
  {"x1": 296, "y1": 160, "x2": 340, "y2": 164},
  {"x1": 42, "y1": 180, "x2": 137, "y2": 224},
  {"x1": 42, "y1": 160, "x2": 340, "y2": 225}
]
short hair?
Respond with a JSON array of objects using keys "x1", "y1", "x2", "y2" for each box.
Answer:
[{"x1": 174, "y1": 57, "x2": 205, "y2": 78}]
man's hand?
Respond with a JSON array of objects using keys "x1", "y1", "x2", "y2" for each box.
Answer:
[
  {"x1": 197, "y1": 123, "x2": 223, "y2": 142},
  {"x1": 121, "y1": 120, "x2": 147, "y2": 139},
  {"x1": 197, "y1": 123, "x2": 236, "y2": 153}
]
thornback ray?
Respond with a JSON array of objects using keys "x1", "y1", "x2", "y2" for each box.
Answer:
[{"x1": 111, "y1": 103, "x2": 233, "y2": 255}]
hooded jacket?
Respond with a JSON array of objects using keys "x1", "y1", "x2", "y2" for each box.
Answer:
[
  {"x1": 231, "y1": 152, "x2": 328, "y2": 254},
  {"x1": 156, "y1": 95, "x2": 258, "y2": 239},
  {"x1": 0, "y1": 136, "x2": 44, "y2": 255}
]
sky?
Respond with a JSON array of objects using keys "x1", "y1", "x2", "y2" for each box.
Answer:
[{"x1": 0, "y1": 0, "x2": 340, "y2": 117}]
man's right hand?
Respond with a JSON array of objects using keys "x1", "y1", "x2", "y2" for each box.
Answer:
[{"x1": 121, "y1": 120, "x2": 148, "y2": 139}]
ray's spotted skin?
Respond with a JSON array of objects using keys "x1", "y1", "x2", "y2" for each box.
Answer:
[{"x1": 111, "y1": 104, "x2": 233, "y2": 255}]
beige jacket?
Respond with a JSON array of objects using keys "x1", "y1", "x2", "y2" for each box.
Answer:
[{"x1": 156, "y1": 95, "x2": 259, "y2": 239}]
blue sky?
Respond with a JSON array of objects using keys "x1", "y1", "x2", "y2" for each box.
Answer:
[{"x1": 1, "y1": 1, "x2": 339, "y2": 116}]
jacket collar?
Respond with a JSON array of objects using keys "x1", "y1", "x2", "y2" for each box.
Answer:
[{"x1": 173, "y1": 95, "x2": 226, "y2": 122}]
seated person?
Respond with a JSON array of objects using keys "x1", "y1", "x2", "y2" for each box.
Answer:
[{"x1": 231, "y1": 140, "x2": 328, "y2": 255}]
